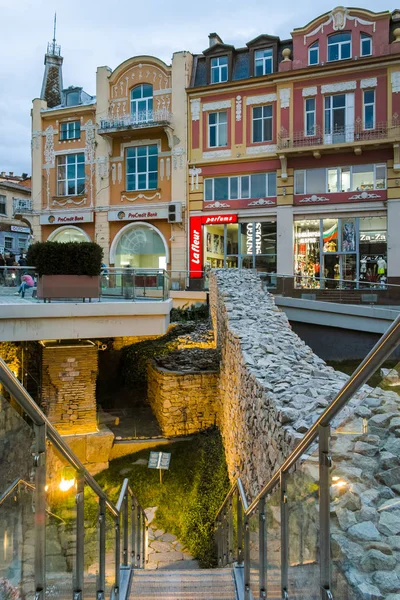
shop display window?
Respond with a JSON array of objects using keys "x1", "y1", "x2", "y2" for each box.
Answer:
[
  {"x1": 294, "y1": 164, "x2": 386, "y2": 195},
  {"x1": 359, "y1": 216, "x2": 387, "y2": 288},
  {"x1": 294, "y1": 220, "x2": 321, "y2": 288}
]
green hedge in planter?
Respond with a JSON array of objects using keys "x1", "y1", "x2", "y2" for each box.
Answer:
[{"x1": 27, "y1": 241, "x2": 103, "y2": 276}]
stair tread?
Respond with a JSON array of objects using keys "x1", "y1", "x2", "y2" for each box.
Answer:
[{"x1": 130, "y1": 568, "x2": 236, "y2": 599}]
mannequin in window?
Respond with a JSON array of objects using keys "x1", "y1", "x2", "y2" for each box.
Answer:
[
  {"x1": 377, "y1": 256, "x2": 387, "y2": 275},
  {"x1": 360, "y1": 256, "x2": 367, "y2": 274}
]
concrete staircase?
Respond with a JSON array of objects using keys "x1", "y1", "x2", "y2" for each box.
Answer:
[{"x1": 129, "y1": 568, "x2": 237, "y2": 599}]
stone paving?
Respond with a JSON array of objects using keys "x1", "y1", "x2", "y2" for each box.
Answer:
[{"x1": 144, "y1": 507, "x2": 199, "y2": 570}]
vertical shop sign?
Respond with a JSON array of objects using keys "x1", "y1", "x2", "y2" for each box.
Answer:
[{"x1": 189, "y1": 216, "x2": 203, "y2": 278}]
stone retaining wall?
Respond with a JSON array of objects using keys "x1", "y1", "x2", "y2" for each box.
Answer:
[
  {"x1": 147, "y1": 361, "x2": 219, "y2": 436},
  {"x1": 209, "y1": 269, "x2": 400, "y2": 599}
]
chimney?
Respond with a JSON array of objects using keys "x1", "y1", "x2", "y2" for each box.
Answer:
[
  {"x1": 208, "y1": 33, "x2": 223, "y2": 48},
  {"x1": 9, "y1": 172, "x2": 13, "y2": 177}
]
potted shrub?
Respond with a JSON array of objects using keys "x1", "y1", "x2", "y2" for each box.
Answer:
[{"x1": 27, "y1": 241, "x2": 103, "y2": 301}]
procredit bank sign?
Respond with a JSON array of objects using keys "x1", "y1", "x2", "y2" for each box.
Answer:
[
  {"x1": 40, "y1": 211, "x2": 94, "y2": 225},
  {"x1": 108, "y1": 209, "x2": 168, "y2": 221},
  {"x1": 189, "y1": 214, "x2": 238, "y2": 278}
]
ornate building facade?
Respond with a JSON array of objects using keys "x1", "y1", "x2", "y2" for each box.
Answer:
[
  {"x1": 31, "y1": 39, "x2": 192, "y2": 272},
  {"x1": 187, "y1": 7, "x2": 400, "y2": 296}
]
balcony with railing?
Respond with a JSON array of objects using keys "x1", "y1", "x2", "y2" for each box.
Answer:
[
  {"x1": 278, "y1": 120, "x2": 400, "y2": 154},
  {"x1": 12, "y1": 197, "x2": 33, "y2": 216},
  {"x1": 98, "y1": 109, "x2": 173, "y2": 136}
]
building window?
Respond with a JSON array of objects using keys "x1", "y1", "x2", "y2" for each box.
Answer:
[
  {"x1": 305, "y1": 98, "x2": 316, "y2": 136},
  {"x1": 360, "y1": 33, "x2": 372, "y2": 57},
  {"x1": 308, "y1": 41, "x2": 319, "y2": 65},
  {"x1": 114, "y1": 223, "x2": 166, "y2": 268},
  {"x1": 65, "y1": 91, "x2": 81, "y2": 106},
  {"x1": 252, "y1": 105, "x2": 273, "y2": 142},
  {"x1": 364, "y1": 90, "x2": 375, "y2": 130},
  {"x1": 126, "y1": 145, "x2": 158, "y2": 191},
  {"x1": 327, "y1": 32, "x2": 351, "y2": 62},
  {"x1": 294, "y1": 164, "x2": 386, "y2": 194},
  {"x1": 211, "y1": 56, "x2": 228, "y2": 84},
  {"x1": 60, "y1": 121, "x2": 81, "y2": 141},
  {"x1": 130, "y1": 84, "x2": 153, "y2": 123},
  {"x1": 254, "y1": 48, "x2": 273, "y2": 76},
  {"x1": 208, "y1": 111, "x2": 228, "y2": 147},
  {"x1": 57, "y1": 153, "x2": 85, "y2": 196},
  {"x1": 0, "y1": 195, "x2": 6, "y2": 216},
  {"x1": 18, "y1": 238, "x2": 26, "y2": 250},
  {"x1": 4, "y1": 237, "x2": 13, "y2": 250},
  {"x1": 204, "y1": 172, "x2": 276, "y2": 201}
]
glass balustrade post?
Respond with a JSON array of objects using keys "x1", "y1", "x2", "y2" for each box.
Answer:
[
  {"x1": 237, "y1": 489, "x2": 243, "y2": 565},
  {"x1": 244, "y1": 515, "x2": 251, "y2": 600},
  {"x1": 114, "y1": 514, "x2": 120, "y2": 599},
  {"x1": 258, "y1": 497, "x2": 266, "y2": 599},
  {"x1": 122, "y1": 493, "x2": 129, "y2": 567},
  {"x1": 34, "y1": 423, "x2": 46, "y2": 600},
  {"x1": 75, "y1": 471, "x2": 85, "y2": 600},
  {"x1": 132, "y1": 270, "x2": 136, "y2": 302},
  {"x1": 319, "y1": 425, "x2": 332, "y2": 600},
  {"x1": 98, "y1": 497, "x2": 106, "y2": 600},
  {"x1": 280, "y1": 471, "x2": 289, "y2": 600}
]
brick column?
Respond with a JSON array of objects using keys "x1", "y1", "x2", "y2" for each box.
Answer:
[{"x1": 41, "y1": 343, "x2": 98, "y2": 435}]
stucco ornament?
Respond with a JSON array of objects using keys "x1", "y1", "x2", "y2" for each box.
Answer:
[
  {"x1": 299, "y1": 195, "x2": 330, "y2": 203},
  {"x1": 348, "y1": 192, "x2": 381, "y2": 200},
  {"x1": 391, "y1": 72, "x2": 400, "y2": 94},
  {"x1": 172, "y1": 147, "x2": 185, "y2": 170},
  {"x1": 44, "y1": 126, "x2": 55, "y2": 208},
  {"x1": 204, "y1": 201, "x2": 230, "y2": 209},
  {"x1": 189, "y1": 167, "x2": 202, "y2": 191},
  {"x1": 84, "y1": 120, "x2": 96, "y2": 206},
  {"x1": 236, "y1": 96, "x2": 242, "y2": 121},
  {"x1": 304, "y1": 7, "x2": 376, "y2": 44},
  {"x1": 280, "y1": 88, "x2": 290, "y2": 109},
  {"x1": 190, "y1": 99, "x2": 201, "y2": 121},
  {"x1": 248, "y1": 198, "x2": 275, "y2": 206}
]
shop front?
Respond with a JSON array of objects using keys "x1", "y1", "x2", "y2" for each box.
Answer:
[
  {"x1": 189, "y1": 214, "x2": 277, "y2": 279},
  {"x1": 40, "y1": 211, "x2": 94, "y2": 243},
  {"x1": 294, "y1": 215, "x2": 387, "y2": 289}
]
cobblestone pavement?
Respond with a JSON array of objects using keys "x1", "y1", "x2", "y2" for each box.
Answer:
[{"x1": 145, "y1": 507, "x2": 199, "y2": 570}]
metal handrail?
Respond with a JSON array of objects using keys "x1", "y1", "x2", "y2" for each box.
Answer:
[{"x1": 215, "y1": 477, "x2": 248, "y2": 520}]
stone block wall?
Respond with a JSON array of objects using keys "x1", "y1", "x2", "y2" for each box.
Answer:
[
  {"x1": 147, "y1": 361, "x2": 219, "y2": 436},
  {"x1": 41, "y1": 344, "x2": 98, "y2": 435}
]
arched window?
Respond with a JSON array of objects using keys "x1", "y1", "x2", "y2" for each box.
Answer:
[
  {"x1": 48, "y1": 226, "x2": 90, "y2": 243},
  {"x1": 130, "y1": 84, "x2": 153, "y2": 123},
  {"x1": 111, "y1": 222, "x2": 168, "y2": 269},
  {"x1": 308, "y1": 41, "x2": 319, "y2": 65},
  {"x1": 360, "y1": 33, "x2": 372, "y2": 57},
  {"x1": 327, "y1": 32, "x2": 351, "y2": 62}
]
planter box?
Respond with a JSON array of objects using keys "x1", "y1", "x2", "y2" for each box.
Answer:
[{"x1": 37, "y1": 275, "x2": 100, "y2": 301}]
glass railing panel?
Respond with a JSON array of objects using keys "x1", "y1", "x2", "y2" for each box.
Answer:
[
  {"x1": 265, "y1": 485, "x2": 281, "y2": 600},
  {"x1": 0, "y1": 266, "x2": 37, "y2": 299},
  {"x1": 287, "y1": 444, "x2": 320, "y2": 600},
  {"x1": 248, "y1": 507, "x2": 259, "y2": 598},
  {"x1": 134, "y1": 272, "x2": 164, "y2": 300},
  {"x1": 105, "y1": 506, "x2": 116, "y2": 596},
  {"x1": 83, "y1": 485, "x2": 100, "y2": 599},
  {"x1": 0, "y1": 392, "x2": 36, "y2": 598},
  {"x1": 45, "y1": 443, "x2": 78, "y2": 599},
  {"x1": 330, "y1": 358, "x2": 400, "y2": 599},
  {"x1": 100, "y1": 270, "x2": 123, "y2": 297}
]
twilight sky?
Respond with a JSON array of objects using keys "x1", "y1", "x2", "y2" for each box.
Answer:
[{"x1": 0, "y1": 0, "x2": 395, "y2": 175}]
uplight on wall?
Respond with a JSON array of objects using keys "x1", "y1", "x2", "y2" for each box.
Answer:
[{"x1": 59, "y1": 477, "x2": 76, "y2": 492}]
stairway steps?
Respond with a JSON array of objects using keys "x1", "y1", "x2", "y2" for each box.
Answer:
[{"x1": 130, "y1": 568, "x2": 236, "y2": 599}]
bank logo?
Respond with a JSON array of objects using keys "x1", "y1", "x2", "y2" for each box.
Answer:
[
  {"x1": 48, "y1": 215, "x2": 55, "y2": 223},
  {"x1": 117, "y1": 211, "x2": 126, "y2": 220}
]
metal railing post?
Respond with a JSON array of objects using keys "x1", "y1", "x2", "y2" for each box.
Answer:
[
  {"x1": 114, "y1": 513, "x2": 120, "y2": 599},
  {"x1": 131, "y1": 497, "x2": 135, "y2": 565},
  {"x1": 228, "y1": 499, "x2": 233, "y2": 563},
  {"x1": 122, "y1": 492, "x2": 129, "y2": 567},
  {"x1": 237, "y1": 489, "x2": 243, "y2": 565},
  {"x1": 98, "y1": 498, "x2": 106, "y2": 600},
  {"x1": 75, "y1": 471, "x2": 85, "y2": 600},
  {"x1": 136, "y1": 506, "x2": 141, "y2": 567},
  {"x1": 142, "y1": 511, "x2": 146, "y2": 567},
  {"x1": 259, "y1": 496, "x2": 266, "y2": 599},
  {"x1": 280, "y1": 472, "x2": 289, "y2": 600},
  {"x1": 244, "y1": 515, "x2": 251, "y2": 600},
  {"x1": 34, "y1": 423, "x2": 46, "y2": 600},
  {"x1": 319, "y1": 425, "x2": 333, "y2": 600}
]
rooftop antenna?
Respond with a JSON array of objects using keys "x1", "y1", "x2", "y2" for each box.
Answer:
[{"x1": 52, "y1": 13, "x2": 57, "y2": 52}]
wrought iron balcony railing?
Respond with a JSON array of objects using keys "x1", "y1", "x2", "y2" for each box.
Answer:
[
  {"x1": 99, "y1": 109, "x2": 173, "y2": 132},
  {"x1": 12, "y1": 197, "x2": 33, "y2": 215},
  {"x1": 278, "y1": 120, "x2": 400, "y2": 151}
]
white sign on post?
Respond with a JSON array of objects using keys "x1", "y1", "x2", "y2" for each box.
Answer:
[{"x1": 148, "y1": 451, "x2": 171, "y2": 484}]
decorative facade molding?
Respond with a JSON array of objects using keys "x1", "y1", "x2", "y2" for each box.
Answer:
[
  {"x1": 160, "y1": 158, "x2": 165, "y2": 181},
  {"x1": 348, "y1": 191, "x2": 382, "y2": 200},
  {"x1": 202, "y1": 149, "x2": 232, "y2": 159},
  {"x1": 279, "y1": 88, "x2": 290, "y2": 109},
  {"x1": 202, "y1": 100, "x2": 232, "y2": 112},
  {"x1": 246, "y1": 145, "x2": 277, "y2": 155},
  {"x1": 172, "y1": 146, "x2": 185, "y2": 170},
  {"x1": 360, "y1": 77, "x2": 377, "y2": 89},
  {"x1": 111, "y1": 63, "x2": 171, "y2": 99},
  {"x1": 44, "y1": 126, "x2": 55, "y2": 208},
  {"x1": 321, "y1": 81, "x2": 357, "y2": 94},
  {"x1": 166, "y1": 158, "x2": 171, "y2": 180},
  {"x1": 32, "y1": 131, "x2": 41, "y2": 151},
  {"x1": 117, "y1": 162, "x2": 122, "y2": 185},
  {"x1": 248, "y1": 198, "x2": 275, "y2": 206},
  {"x1": 190, "y1": 99, "x2": 201, "y2": 121},
  {"x1": 236, "y1": 96, "x2": 242, "y2": 121},
  {"x1": 52, "y1": 197, "x2": 87, "y2": 207},
  {"x1": 302, "y1": 86, "x2": 318, "y2": 97},
  {"x1": 204, "y1": 201, "x2": 230, "y2": 209},
  {"x1": 189, "y1": 167, "x2": 202, "y2": 191},
  {"x1": 298, "y1": 195, "x2": 330, "y2": 203},
  {"x1": 84, "y1": 120, "x2": 96, "y2": 207},
  {"x1": 304, "y1": 7, "x2": 376, "y2": 44},
  {"x1": 121, "y1": 192, "x2": 161, "y2": 202},
  {"x1": 96, "y1": 156, "x2": 108, "y2": 178},
  {"x1": 391, "y1": 72, "x2": 400, "y2": 94},
  {"x1": 246, "y1": 93, "x2": 277, "y2": 106}
]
